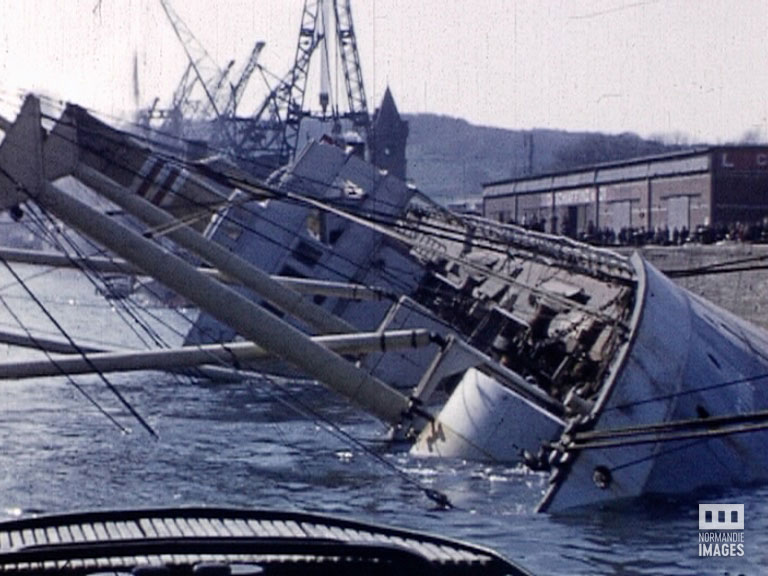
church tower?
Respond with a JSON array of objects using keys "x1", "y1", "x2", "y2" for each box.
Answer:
[{"x1": 368, "y1": 87, "x2": 409, "y2": 181}]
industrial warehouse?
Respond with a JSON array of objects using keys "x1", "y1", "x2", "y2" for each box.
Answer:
[{"x1": 482, "y1": 146, "x2": 768, "y2": 243}]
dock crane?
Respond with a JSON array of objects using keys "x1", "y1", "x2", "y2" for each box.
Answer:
[
  {"x1": 146, "y1": 0, "x2": 264, "y2": 148},
  {"x1": 143, "y1": 0, "x2": 369, "y2": 174},
  {"x1": 224, "y1": 40, "x2": 267, "y2": 119},
  {"x1": 245, "y1": 0, "x2": 371, "y2": 168},
  {"x1": 158, "y1": 0, "x2": 233, "y2": 122},
  {"x1": 333, "y1": 0, "x2": 369, "y2": 132}
]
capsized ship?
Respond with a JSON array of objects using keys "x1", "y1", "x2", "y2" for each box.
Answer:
[{"x1": 1, "y1": 94, "x2": 768, "y2": 513}]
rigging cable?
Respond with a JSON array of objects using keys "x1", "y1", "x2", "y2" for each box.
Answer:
[
  {"x1": 597, "y1": 438, "x2": 705, "y2": 475},
  {"x1": 249, "y1": 372, "x2": 453, "y2": 510},
  {"x1": 566, "y1": 408, "x2": 768, "y2": 451},
  {"x1": 24, "y1": 200, "x2": 241, "y2": 380},
  {"x1": 25, "y1": 202, "x2": 181, "y2": 350},
  {"x1": 0, "y1": 292, "x2": 130, "y2": 435},
  {"x1": 36, "y1": 112, "x2": 422, "y2": 304},
  {"x1": 0, "y1": 166, "x2": 159, "y2": 438},
  {"x1": 662, "y1": 252, "x2": 768, "y2": 278},
  {"x1": 36, "y1": 107, "x2": 628, "y2": 354},
  {"x1": 41, "y1": 101, "x2": 629, "y2": 288},
  {"x1": 27, "y1": 99, "x2": 629, "y2": 337},
  {"x1": 603, "y1": 371, "x2": 768, "y2": 414},
  {"x1": 0, "y1": 258, "x2": 148, "y2": 436},
  {"x1": 43, "y1": 105, "x2": 576, "y2": 307}
]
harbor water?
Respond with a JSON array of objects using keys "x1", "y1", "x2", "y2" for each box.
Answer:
[{"x1": 0, "y1": 265, "x2": 766, "y2": 575}]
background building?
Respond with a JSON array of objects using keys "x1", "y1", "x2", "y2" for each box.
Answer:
[
  {"x1": 482, "y1": 146, "x2": 768, "y2": 241},
  {"x1": 368, "y1": 87, "x2": 409, "y2": 181}
]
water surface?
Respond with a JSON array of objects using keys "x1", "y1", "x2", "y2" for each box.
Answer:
[{"x1": 0, "y1": 265, "x2": 765, "y2": 575}]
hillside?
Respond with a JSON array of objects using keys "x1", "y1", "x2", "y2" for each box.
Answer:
[{"x1": 404, "y1": 114, "x2": 681, "y2": 205}]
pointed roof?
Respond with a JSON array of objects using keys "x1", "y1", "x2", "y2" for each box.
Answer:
[{"x1": 373, "y1": 87, "x2": 404, "y2": 129}]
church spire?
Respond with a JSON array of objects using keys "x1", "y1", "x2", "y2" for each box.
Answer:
[{"x1": 368, "y1": 87, "x2": 408, "y2": 180}]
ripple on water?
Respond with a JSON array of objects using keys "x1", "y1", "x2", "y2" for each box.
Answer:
[{"x1": 0, "y1": 283, "x2": 765, "y2": 576}]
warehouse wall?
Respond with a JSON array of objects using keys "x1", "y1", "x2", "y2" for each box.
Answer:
[{"x1": 483, "y1": 147, "x2": 768, "y2": 239}]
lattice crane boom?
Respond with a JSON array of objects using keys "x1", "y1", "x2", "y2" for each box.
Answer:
[
  {"x1": 248, "y1": 0, "x2": 370, "y2": 166},
  {"x1": 333, "y1": 0, "x2": 369, "y2": 130},
  {"x1": 225, "y1": 41, "x2": 267, "y2": 117},
  {"x1": 150, "y1": 0, "x2": 371, "y2": 170},
  {"x1": 280, "y1": 0, "x2": 323, "y2": 163},
  {"x1": 158, "y1": 0, "x2": 232, "y2": 121}
]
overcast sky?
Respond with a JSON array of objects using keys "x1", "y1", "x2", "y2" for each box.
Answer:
[{"x1": 1, "y1": 0, "x2": 767, "y2": 144}]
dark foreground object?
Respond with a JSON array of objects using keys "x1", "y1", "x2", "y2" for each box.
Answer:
[{"x1": 0, "y1": 507, "x2": 531, "y2": 575}]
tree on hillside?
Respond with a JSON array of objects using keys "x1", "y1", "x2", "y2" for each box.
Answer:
[{"x1": 549, "y1": 132, "x2": 680, "y2": 171}]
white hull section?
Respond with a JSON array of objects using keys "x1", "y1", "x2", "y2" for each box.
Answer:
[
  {"x1": 540, "y1": 254, "x2": 768, "y2": 512},
  {"x1": 411, "y1": 368, "x2": 564, "y2": 462}
]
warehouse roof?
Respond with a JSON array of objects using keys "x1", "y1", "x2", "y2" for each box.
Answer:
[{"x1": 483, "y1": 146, "x2": 768, "y2": 198}]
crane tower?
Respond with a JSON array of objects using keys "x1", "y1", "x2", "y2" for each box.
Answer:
[
  {"x1": 145, "y1": 0, "x2": 402, "y2": 178},
  {"x1": 248, "y1": 0, "x2": 371, "y2": 168}
]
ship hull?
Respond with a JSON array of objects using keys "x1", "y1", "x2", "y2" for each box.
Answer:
[{"x1": 539, "y1": 254, "x2": 768, "y2": 512}]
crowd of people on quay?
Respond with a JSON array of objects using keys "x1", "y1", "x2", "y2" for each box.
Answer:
[{"x1": 517, "y1": 216, "x2": 768, "y2": 247}]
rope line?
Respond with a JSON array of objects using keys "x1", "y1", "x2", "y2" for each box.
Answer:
[
  {"x1": 0, "y1": 293, "x2": 130, "y2": 435},
  {"x1": 249, "y1": 373, "x2": 454, "y2": 510}
]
